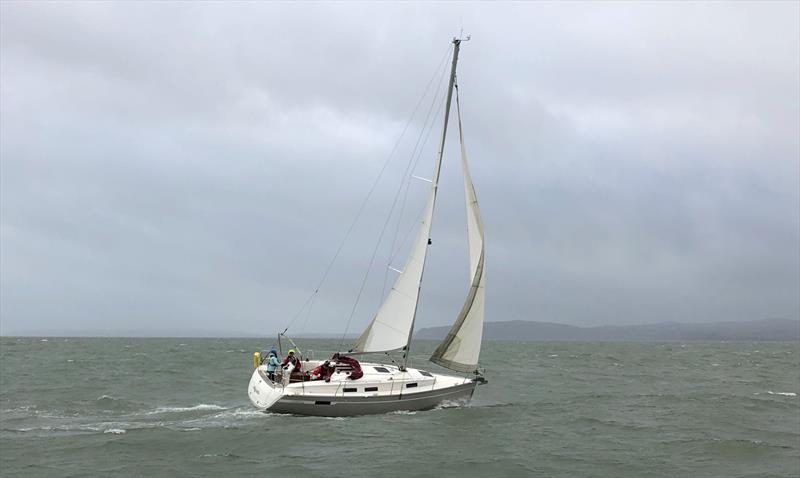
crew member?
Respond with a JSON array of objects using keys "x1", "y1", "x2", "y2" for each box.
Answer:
[
  {"x1": 265, "y1": 349, "x2": 280, "y2": 381},
  {"x1": 282, "y1": 349, "x2": 301, "y2": 373}
]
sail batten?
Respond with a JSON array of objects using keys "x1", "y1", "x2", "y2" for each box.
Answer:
[{"x1": 430, "y1": 85, "x2": 485, "y2": 373}]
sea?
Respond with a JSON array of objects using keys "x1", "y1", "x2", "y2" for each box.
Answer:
[{"x1": 1, "y1": 338, "x2": 797, "y2": 477}]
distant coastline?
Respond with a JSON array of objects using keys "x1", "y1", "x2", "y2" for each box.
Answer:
[{"x1": 2, "y1": 318, "x2": 798, "y2": 341}]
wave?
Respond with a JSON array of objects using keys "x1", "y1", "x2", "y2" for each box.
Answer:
[
  {"x1": 766, "y1": 391, "x2": 797, "y2": 397},
  {"x1": 473, "y1": 402, "x2": 517, "y2": 409},
  {"x1": 433, "y1": 399, "x2": 470, "y2": 410},
  {"x1": 210, "y1": 408, "x2": 267, "y2": 419},
  {"x1": 6, "y1": 424, "x2": 103, "y2": 434},
  {"x1": 146, "y1": 404, "x2": 227, "y2": 414},
  {"x1": 199, "y1": 452, "x2": 242, "y2": 459},
  {"x1": 95, "y1": 395, "x2": 140, "y2": 412},
  {"x1": 103, "y1": 428, "x2": 126, "y2": 435}
]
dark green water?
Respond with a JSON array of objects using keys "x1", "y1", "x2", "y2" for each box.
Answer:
[{"x1": 1, "y1": 338, "x2": 797, "y2": 477}]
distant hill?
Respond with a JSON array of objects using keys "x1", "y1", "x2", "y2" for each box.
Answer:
[{"x1": 414, "y1": 319, "x2": 800, "y2": 342}]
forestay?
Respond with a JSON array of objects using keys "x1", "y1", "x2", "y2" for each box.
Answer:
[{"x1": 430, "y1": 88, "x2": 486, "y2": 373}]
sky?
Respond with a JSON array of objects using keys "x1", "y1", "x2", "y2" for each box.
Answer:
[{"x1": 1, "y1": 1, "x2": 798, "y2": 336}]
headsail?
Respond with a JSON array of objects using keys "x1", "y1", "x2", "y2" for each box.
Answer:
[
  {"x1": 430, "y1": 86, "x2": 485, "y2": 373},
  {"x1": 350, "y1": 190, "x2": 436, "y2": 353},
  {"x1": 351, "y1": 39, "x2": 463, "y2": 355}
]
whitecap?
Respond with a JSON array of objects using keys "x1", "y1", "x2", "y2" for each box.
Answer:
[
  {"x1": 434, "y1": 399, "x2": 469, "y2": 410},
  {"x1": 147, "y1": 404, "x2": 226, "y2": 414},
  {"x1": 213, "y1": 408, "x2": 266, "y2": 419},
  {"x1": 66, "y1": 359, "x2": 74, "y2": 363},
  {"x1": 766, "y1": 391, "x2": 797, "y2": 397},
  {"x1": 40, "y1": 339, "x2": 48, "y2": 342},
  {"x1": 104, "y1": 428, "x2": 126, "y2": 435},
  {"x1": 548, "y1": 354, "x2": 559, "y2": 358}
]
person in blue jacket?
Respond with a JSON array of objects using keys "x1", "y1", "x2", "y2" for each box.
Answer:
[{"x1": 265, "y1": 349, "x2": 280, "y2": 381}]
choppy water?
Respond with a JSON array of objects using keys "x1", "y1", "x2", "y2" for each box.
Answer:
[{"x1": 1, "y1": 338, "x2": 798, "y2": 477}]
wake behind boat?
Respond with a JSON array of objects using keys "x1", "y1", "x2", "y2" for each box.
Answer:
[{"x1": 248, "y1": 36, "x2": 486, "y2": 416}]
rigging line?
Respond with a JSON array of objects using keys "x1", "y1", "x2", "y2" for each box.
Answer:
[
  {"x1": 335, "y1": 48, "x2": 454, "y2": 351},
  {"x1": 336, "y1": 93, "x2": 448, "y2": 352},
  {"x1": 279, "y1": 44, "x2": 452, "y2": 335},
  {"x1": 381, "y1": 91, "x2": 448, "y2": 295},
  {"x1": 336, "y1": 144, "x2": 424, "y2": 352},
  {"x1": 296, "y1": 288, "x2": 318, "y2": 338},
  {"x1": 393, "y1": 92, "x2": 447, "y2": 258},
  {"x1": 380, "y1": 63, "x2": 451, "y2": 299}
]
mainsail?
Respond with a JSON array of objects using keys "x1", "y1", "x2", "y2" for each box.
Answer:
[
  {"x1": 351, "y1": 40, "x2": 463, "y2": 354},
  {"x1": 429, "y1": 86, "x2": 485, "y2": 373}
]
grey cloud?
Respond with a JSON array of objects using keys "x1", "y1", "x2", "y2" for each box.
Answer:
[{"x1": 1, "y1": 1, "x2": 797, "y2": 336}]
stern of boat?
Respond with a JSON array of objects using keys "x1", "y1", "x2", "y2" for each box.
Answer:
[{"x1": 248, "y1": 366, "x2": 284, "y2": 410}]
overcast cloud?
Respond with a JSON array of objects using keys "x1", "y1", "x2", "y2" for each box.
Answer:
[{"x1": 1, "y1": 1, "x2": 798, "y2": 336}]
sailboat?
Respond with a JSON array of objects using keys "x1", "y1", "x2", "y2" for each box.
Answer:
[{"x1": 247, "y1": 37, "x2": 486, "y2": 416}]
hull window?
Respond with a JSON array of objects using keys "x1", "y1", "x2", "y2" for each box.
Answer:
[
  {"x1": 343, "y1": 388, "x2": 357, "y2": 393},
  {"x1": 315, "y1": 401, "x2": 331, "y2": 405},
  {"x1": 365, "y1": 387, "x2": 378, "y2": 392},
  {"x1": 406, "y1": 383, "x2": 418, "y2": 389}
]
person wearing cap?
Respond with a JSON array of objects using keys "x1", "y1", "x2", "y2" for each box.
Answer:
[
  {"x1": 265, "y1": 349, "x2": 280, "y2": 381},
  {"x1": 282, "y1": 349, "x2": 301, "y2": 375}
]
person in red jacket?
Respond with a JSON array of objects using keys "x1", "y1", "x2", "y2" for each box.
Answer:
[
  {"x1": 310, "y1": 360, "x2": 335, "y2": 382},
  {"x1": 331, "y1": 353, "x2": 363, "y2": 380},
  {"x1": 282, "y1": 349, "x2": 303, "y2": 382}
]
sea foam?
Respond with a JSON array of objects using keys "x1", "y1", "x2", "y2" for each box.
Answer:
[
  {"x1": 766, "y1": 391, "x2": 797, "y2": 397},
  {"x1": 147, "y1": 404, "x2": 226, "y2": 414}
]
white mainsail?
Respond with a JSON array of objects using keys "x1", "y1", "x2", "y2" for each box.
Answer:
[
  {"x1": 430, "y1": 88, "x2": 485, "y2": 373},
  {"x1": 351, "y1": 41, "x2": 462, "y2": 354}
]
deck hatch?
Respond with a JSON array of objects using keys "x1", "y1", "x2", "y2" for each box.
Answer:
[
  {"x1": 419, "y1": 371, "x2": 433, "y2": 377},
  {"x1": 373, "y1": 367, "x2": 390, "y2": 373}
]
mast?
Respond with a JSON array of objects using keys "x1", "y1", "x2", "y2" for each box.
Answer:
[{"x1": 400, "y1": 37, "x2": 465, "y2": 369}]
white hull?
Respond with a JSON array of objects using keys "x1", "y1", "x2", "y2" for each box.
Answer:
[{"x1": 248, "y1": 361, "x2": 479, "y2": 417}]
